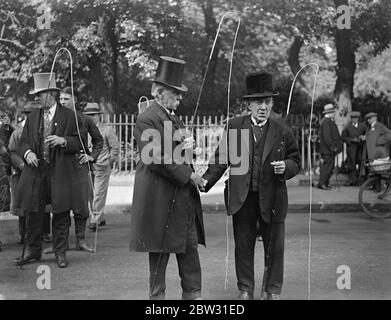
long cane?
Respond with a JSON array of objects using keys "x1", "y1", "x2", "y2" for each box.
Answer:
[{"x1": 19, "y1": 215, "x2": 27, "y2": 269}]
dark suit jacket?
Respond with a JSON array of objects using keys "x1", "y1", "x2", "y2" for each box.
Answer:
[
  {"x1": 16, "y1": 104, "x2": 83, "y2": 213},
  {"x1": 203, "y1": 116, "x2": 300, "y2": 223},
  {"x1": 341, "y1": 121, "x2": 366, "y2": 163},
  {"x1": 129, "y1": 101, "x2": 205, "y2": 253},
  {"x1": 319, "y1": 117, "x2": 342, "y2": 155}
]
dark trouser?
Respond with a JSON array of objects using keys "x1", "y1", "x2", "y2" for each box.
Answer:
[
  {"x1": 74, "y1": 215, "x2": 88, "y2": 241},
  {"x1": 52, "y1": 212, "x2": 71, "y2": 256},
  {"x1": 318, "y1": 153, "x2": 335, "y2": 186},
  {"x1": 148, "y1": 221, "x2": 201, "y2": 300},
  {"x1": 43, "y1": 211, "x2": 51, "y2": 235},
  {"x1": 26, "y1": 209, "x2": 45, "y2": 255},
  {"x1": 233, "y1": 191, "x2": 285, "y2": 295}
]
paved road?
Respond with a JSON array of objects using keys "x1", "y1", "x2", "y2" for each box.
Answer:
[{"x1": 1, "y1": 211, "x2": 390, "y2": 300}]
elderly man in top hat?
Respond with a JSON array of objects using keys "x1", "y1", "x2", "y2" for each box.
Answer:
[
  {"x1": 363, "y1": 112, "x2": 391, "y2": 162},
  {"x1": 317, "y1": 103, "x2": 342, "y2": 190},
  {"x1": 83, "y1": 103, "x2": 119, "y2": 231},
  {"x1": 14, "y1": 73, "x2": 83, "y2": 268},
  {"x1": 130, "y1": 56, "x2": 206, "y2": 300},
  {"x1": 202, "y1": 72, "x2": 300, "y2": 300},
  {"x1": 341, "y1": 111, "x2": 367, "y2": 186}
]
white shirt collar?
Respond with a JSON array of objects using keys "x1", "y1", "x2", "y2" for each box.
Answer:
[
  {"x1": 155, "y1": 99, "x2": 175, "y2": 116},
  {"x1": 251, "y1": 116, "x2": 267, "y2": 127},
  {"x1": 371, "y1": 121, "x2": 376, "y2": 128}
]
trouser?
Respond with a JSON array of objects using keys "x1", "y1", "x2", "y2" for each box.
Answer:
[
  {"x1": 233, "y1": 191, "x2": 285, "y2": 295},
  {"x1": 148, "y1": 221, "x2": 201, "y2": 300},
  {"x1": 19, "y1": 212, "x2": 50, "y2": 239},
  {"x1": 91, "y1": 165, "x2": 111, "y2": 223},
  {"x1": 318, "y1": 153, "x2": 335, "y2": 186}
]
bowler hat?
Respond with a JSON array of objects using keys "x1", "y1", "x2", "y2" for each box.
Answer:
[
  {"x1": 83, "y1": 102, "x2": 103, "y2": 115},
  {"x1": 365, "y1": 112, "x2": 377, "y2": 119},
  {"x1": 29, "y1": 73, "x2": 61, "y2": 95},
  {"x1": 153, "y1": 56, "x2": 188, "y2": 92},
  {"x1": 350, "y1": 111, "x2": 361, "y2": 118},
  {"x1": 243, "y1": 72, "x2": 279, "y2": 100},
  {"x1": 322, "y1": 104, "x2": 336, "y2": 114}
]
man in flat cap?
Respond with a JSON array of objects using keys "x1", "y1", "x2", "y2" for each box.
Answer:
[
  {"x1": 317, "y1": 104, "x2": 342, "y2": 190},
  {"x1": 14, "y1": 73, "x2": 83, "y2": 268},
  {"x1": 130, "y1": 56, "x2": 205, "y2": 300},
  {"x1": 202, "y1": 72, "x2": 300, "y2": 300},
  {"x1": 341, "y1": 111, "x2": 366, "y2": 186},
  {"x1": 83, "y1": 102, "x2": 118, "y2": 232},
  {"x1": 363, "y1": 112, "x2": 391, "y2": 162}
]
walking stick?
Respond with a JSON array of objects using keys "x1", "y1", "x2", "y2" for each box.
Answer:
[{"x1": 19, "y1": 216, "x2": 27, "y2": 269}]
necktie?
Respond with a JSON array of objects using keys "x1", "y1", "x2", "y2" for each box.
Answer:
[{"x1": 43, "y1": 109, "x2": 51, "y2": 163}]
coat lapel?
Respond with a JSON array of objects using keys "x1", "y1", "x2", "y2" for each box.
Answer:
[
  {"x1": 51, "y1": 104, "x2": 62, "y2": 135},
  {"x1": 262, "y1": 119, "x2": 279, "y2": 165}
]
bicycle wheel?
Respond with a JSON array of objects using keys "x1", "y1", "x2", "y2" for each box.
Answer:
[{"x1": 359, "y1": 176, "x2": 391, "y2": 218}]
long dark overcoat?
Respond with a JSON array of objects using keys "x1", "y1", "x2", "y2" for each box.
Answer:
[
  {"x1": 363, "y1": 122, "x2": 391, "y2": 161},
  {"x1": 319, "y1": 117, "x2": 342, "y2": 156},
  {"x1": 16, "y1": 105, "x2": 83, "y2": 214},
  {"x1": 341, "y1": 121, "x2": 366, "y2": 171},
  {"x1": 203, "y1": 116, "x2": 300, "y2": 223},
  {"x1": 129, "y1": 101, "x2": 205, "y2": 253}
]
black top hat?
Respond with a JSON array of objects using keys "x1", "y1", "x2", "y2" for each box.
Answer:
[
  {"x1": 153, "y1": 56, "x2": 188, "y2": 92},
  {"x1": 243, "y1": 72, "x2": 279, "y2": 100}
]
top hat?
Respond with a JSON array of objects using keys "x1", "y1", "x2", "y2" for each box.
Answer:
[
  {"x1": 29, "y1": 73, "x2": 61, "y2": 95},
  {"x1": 322, "y1": 103, "x2": 336, "y2": 114},
  {"x1": 243, "y1": 72, "x2": 279, "y2": 100},
  {"x1": 365, "y1": 112, "x2": 377, "y2": 119},
  {"x1": 83, "y1": 102, "x2": 103, "y2": 115},
  {"x1": 153, "y1": 56, "x2": 188, "y2": 92},
  {"x1": 350, "y1": 111, "x2": 361, "y2": 118}
]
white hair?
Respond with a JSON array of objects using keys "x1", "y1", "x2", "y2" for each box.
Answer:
[{"x1": 151, "y1": 82, "x2": 167, "y2": 98}]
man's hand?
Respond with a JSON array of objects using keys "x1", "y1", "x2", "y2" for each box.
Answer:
[
  {"x1": 18, "y1": 162, "x2": 25, "y2": 171},
  {"x1": 190, "y1": 172, "x2": 208, "y2": 191},
  {"x1": 78, "y1": 154, "x2": 94, "y2": 164},
  {"x1": 45, "y1": 135, "x2": 66, "y2": 147},
  {"x1": 182, "y1": 136, "x2": 195, "y2": 151},
  {"x1": 25, "y1": 151, "x2": 39, "y2": 167},
  {"x1": 271, "y1": 161, "x2": 285, "y2": 175}
]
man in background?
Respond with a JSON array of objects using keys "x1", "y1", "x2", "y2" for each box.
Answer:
[
  {"x1": 83, "y1": 103, "x2": 119, "y2": 231},
  {"x1": 341, "y1": 111, "x2": 366, "y2": 186},
  {"x1": 317, "y1": 104, "x2": 342, "y2": 190}
]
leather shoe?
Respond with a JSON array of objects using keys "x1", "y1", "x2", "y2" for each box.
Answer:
[
  {"x1": 317, "y1": 184, "x2": 331, "y2": 190},
  {"x1": 43, "y1": 234, "x2": 52, "y2": 243},
  {"x1": 56, "y1": 254, "x2": 68, "y2": 268},
  {"x1": 237, "y1": 290, "x2": 254, "y2": 300},
  {"x1": 76, "y1": 239, "x2": 95, "y2": 253},
  {"x1": 266, "y1": 293, "x2": 280, "y2": 300},
  {"x1": 14, "y1": 253, "x2": 41, "y2": 266}
]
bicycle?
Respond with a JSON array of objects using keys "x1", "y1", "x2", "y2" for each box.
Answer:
[{"x1": 358, "y1": 160, "x2": 391, "y2": 219}]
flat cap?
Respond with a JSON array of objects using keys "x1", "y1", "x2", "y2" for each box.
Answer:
[
  {"x1": 365, "y1": 112, "x2": 377, "y2": 119},
  {"x1": 350, "y1": 111, "x2": 361, "y2": 118}
]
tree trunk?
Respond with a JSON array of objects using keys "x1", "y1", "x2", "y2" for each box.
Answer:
[
  {"x1": 334, "y1": 0, "x2": 356, "y2": 132},
  {"x1": 287, "y1": 36, "x2": 309, "y2": 92}
]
